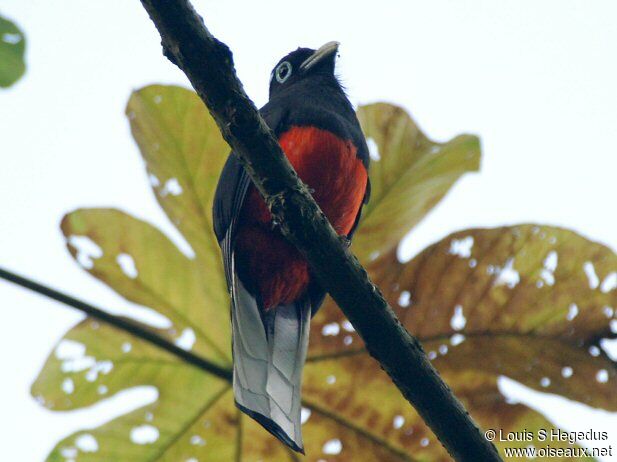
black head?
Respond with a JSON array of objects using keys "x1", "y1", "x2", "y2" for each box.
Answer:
[{"x1": 268, "y1": 41, "x2": 340, "y2": 97}]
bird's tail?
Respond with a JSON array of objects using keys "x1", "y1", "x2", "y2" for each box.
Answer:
[{"x1": 231, "y1": 273, "x2": 310, "y2": 453}]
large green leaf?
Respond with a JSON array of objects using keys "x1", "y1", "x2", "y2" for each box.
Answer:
[
  {"x1": 0, "y1": 14, "x2": 25, "y2": 88},
  {"x1": 33, "y1": 86, "x2": 615, "y2": 461}
]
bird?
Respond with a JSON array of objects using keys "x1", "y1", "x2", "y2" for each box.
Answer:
[{"x1": 212, "y1": 41, "x2": 370, "y2": 453}]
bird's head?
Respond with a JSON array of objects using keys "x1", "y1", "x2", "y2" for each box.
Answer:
[{"x1": 268, "y1": 41, "x2": 340, "y2": 97}]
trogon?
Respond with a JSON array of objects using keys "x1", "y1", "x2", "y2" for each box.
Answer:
[{"x1": 213, "y1": 41, "x2": 370, "y2": 453}]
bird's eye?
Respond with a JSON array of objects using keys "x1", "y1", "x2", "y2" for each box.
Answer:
[{"x1": 275, "y1": 61, "x2": 292, "y2": 83}]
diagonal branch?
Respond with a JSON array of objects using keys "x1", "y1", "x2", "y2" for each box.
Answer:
[{"x1": 137, "y1": 1, "x2": 501, "y2": 460}]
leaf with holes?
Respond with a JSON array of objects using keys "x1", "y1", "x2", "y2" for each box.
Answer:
[
  {"x1": 0, "y1": 14, "x2": 26, "y2": 88},
  {"x1": 61, "y1": 208, "x2": 230, "y2": 365},
  {"x1": 311, "y1": 225, "x2": 617, "y2": 460}
]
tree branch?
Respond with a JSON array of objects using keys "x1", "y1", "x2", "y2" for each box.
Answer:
[
  {"x1": 138, "y1": 1, "x2": 501, "y2": 460},
  {"x1": 0, "y1": 266, "x2": 232, "y2": 382}
]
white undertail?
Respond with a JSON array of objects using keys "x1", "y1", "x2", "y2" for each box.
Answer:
[{"x1": 230, "y1": 255, "x2": 310, "y2": 452}]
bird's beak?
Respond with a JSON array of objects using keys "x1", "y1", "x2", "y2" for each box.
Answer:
[{"x1": 300, "y1": 41, "x2": 340, "y2": 71}]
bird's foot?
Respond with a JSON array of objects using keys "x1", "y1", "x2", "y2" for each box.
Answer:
[{"x1": 338, "y1": 235, "x2": 351, "y2": 248}]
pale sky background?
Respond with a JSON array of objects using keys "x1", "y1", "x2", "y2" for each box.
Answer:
[{"x1": 1, "y1": 0, "x2": 616, "y2": 460}]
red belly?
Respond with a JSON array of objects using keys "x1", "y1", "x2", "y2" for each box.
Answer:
[{"x1": 235, "y1": 126, "x2": 367, "y2": 309}]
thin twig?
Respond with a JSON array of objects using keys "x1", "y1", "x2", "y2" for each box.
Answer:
[{"x1": 0, "y1": 266, "x2": 232, "y2": 382}]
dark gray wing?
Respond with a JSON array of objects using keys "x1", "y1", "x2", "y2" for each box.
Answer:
[{"x1": 212, "y1": 104, "x2": 286, "y2": 285}]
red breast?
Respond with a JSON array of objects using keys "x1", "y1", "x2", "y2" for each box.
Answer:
[{"x1": 235, "y1": 126, "x2": 368, "y2": 309}]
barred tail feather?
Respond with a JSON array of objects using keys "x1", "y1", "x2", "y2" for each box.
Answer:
[{"x1": 231, "y1": 267, "x2": 310, "y2": 453}]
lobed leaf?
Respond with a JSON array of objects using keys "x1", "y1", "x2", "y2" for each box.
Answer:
[
  {"x1": 34, "y1": 86, "x2": 615, "y2": 461},
  {"x1": 352, "y1": 103, "x2": 480, "y2": 263}
]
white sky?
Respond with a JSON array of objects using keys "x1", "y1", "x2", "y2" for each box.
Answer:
[{"x1": 0, "y1": 0, "x2": 616, "y2": 460}]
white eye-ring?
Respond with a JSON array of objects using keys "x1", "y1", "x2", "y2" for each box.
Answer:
[{"x1": 275, "y1": 61, "x2": 292, "y2": 83}]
